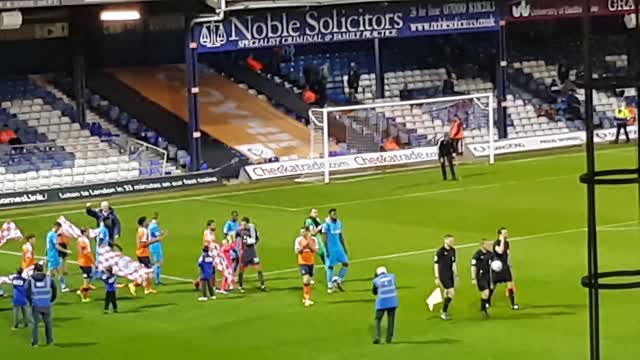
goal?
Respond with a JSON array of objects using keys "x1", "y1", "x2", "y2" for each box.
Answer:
[{"x1": 307, "y1": 93, "x2": 496, "y2": 183}]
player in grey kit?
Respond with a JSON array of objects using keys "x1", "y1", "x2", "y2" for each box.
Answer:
[{"x1": 236, "y1": 217, "x2": 266, "y2": 292}]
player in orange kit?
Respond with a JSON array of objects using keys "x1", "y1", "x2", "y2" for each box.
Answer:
[
  {"x1": 128, "y1": 217, "x2": 157, "y2": 296},
  {"x1": 194, "y1": 220, "x2": 220, "y2": 290},
  {"x1": 76, "y1": 228, "x2": 96, "y2": 302},
  {"x1": 294, "y1": 226, "x2": 318, "y2": 307},
  {"x1": 21, "y1": 234, "x2": 36, "y2": 272}
]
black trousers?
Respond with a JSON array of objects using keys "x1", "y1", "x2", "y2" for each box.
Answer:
[
  {"x1": 104, "y1": 291, "x2": 117, "y2": 311},
  {"x1": 439, "y1": 155, "x2": 456, "y2": 180},
  {"x1": 200, "y1": 278, "x2": 215, "y2": 297},
  {"x1": 615, "y1": 122, "x2": 630, "y2": 143},
  {"x1": 452, "y1": 139, "x2": 463, "y2": 155},
  {"x1": 374, "y1": 308, "x2": 396, "y2": 342}
]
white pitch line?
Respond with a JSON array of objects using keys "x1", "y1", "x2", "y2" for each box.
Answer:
[
  {"x1": 199, "y1": 198, "x2": 299, "y2": 212},
  {"x1": 7, "y1": 182, "x2": 320, "y2": 221},
  {"x1": 4, "y1": 147, "x2": 630, "y2": 221},
  {"x1": 290, "y1": 174, "x2": 575, "y2": 211},
  {"x1": 5, "y1": 220, "x2": 633, "y2": 283}
]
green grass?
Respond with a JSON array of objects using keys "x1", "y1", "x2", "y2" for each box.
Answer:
[{"x1": 0, "y1": 146, "x2": 638, "y2": 359}]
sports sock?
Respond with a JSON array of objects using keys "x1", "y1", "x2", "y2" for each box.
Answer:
[
  {"x1": 153, "y1": 265, "x2": 161, "y2": 284},
  {"x1": 443, "y1": 297, "x2": 452, "y2": 313},
  {"x1": 481, "y1": 298, "x2": 487, "y2": 311},
  {"x1": 488, "y1": 288, "x2": 495, "y2": 303},
  {"x1": 238, "y1": 271, "x2": 245, "y2": 288},
  {"x1": 338, "y1": 267, "x2": 348, "y2": 282},
  {"x1": 59, "y1": 276, "x2": 67, "y2": 289},
  {"x1": 508, "y1": 288, "x2": 516, "y2": 306},
  {"x1": 326, "y1": 267, "x2": 334, "y2": 287},
  {"x1": 257, "y1": 271, "x2": 265, "y2": 287},
  {"x1": 303, "y1": 284, "x2": 311, "y2": 300}
]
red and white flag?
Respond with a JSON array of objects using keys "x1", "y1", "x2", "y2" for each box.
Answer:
[
  {"x1": 57, "y1": 216, "x2": 151, "y2": 283},
  {"x1": 0, "y1": 221, "x2": 23, "y2": 247},
  {"x1": 57, "y1": 216, "x2": 98, "y2": 239}
]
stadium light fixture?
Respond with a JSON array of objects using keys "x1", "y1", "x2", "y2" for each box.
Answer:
[{"x1": 100, "y1": 10, "x2": 141, "y2": 22}]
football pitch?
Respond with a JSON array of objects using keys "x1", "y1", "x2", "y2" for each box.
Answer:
[{"x1": 0, "y1": 146, "x2": 638, "y2": 359}]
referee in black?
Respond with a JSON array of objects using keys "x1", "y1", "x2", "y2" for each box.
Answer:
[
  {"x1": 471, "y1": 239, "x2": 494, "y2": 317},
  {"x1": 433, "y1": 234, "x2": 457, "y2": 320},
  {"x1": 492, "y1": 227, "x2": 520, "y2": 310},
  {"x1": 438, "y1": 133, "x2": 457, "y2": 181}
]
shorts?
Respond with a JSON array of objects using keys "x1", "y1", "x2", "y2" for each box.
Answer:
[
  {"x1": 150, "y1": 243, "x2": 163, "y2": 263},
  {"x1": 58, "y1": 243, "x2": 68, "y2": 259},
  {"x1": 328, "y1": 250, "x2": 349, "y2": 267},
  {"x1": 439, "y1": 273, "x2": 455, "y2": 290},
  {"x1": 492, "y1": 265, "x2": 513, "y2": 285},
  {"x1": 137, "y1": 256, "x2": 152, "y2": 269},
  {"x1": 476, "y1": 274, "x2": 491, "y2": 292},
  {"x1": 299, "y1": 264, "x2": 314, "y2": 277},
  {"x1": 241, "y1": 256, "x2": 260, "y2": 269},
  {"x1": 80, "y1": 266, "x2": 93, "y2": 279},
  {"x1": 47, "y1": 255, "x2": 61, "y2": 271}
]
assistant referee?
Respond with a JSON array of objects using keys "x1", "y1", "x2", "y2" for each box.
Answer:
[{"x1": 438, "y1": 134, "x2": 457, "y2": 181}]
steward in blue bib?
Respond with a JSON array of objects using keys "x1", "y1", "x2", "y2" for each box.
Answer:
[
  {"x1": 27, "y1": 264, "x2": 57, "y2": 347},
  {"x1": 372, "y1": 266, "x2": 398, "y2": 344}
]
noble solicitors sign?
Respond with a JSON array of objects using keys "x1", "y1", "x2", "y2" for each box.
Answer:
[{"x1": 195, "y1": 1, "x2": 498, "y2": 53}]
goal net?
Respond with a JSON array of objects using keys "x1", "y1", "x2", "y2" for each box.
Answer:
[{"x1": 307, "y1": 93, "x2": 495, "y2": 183}]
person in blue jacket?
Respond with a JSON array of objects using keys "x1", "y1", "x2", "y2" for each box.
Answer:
[
  {"x1": 372, "y1": 266, "x2": 398, "y2": 344},
  {"x1": 11, "y1": 268, "x2": 31, "y2": 330}
]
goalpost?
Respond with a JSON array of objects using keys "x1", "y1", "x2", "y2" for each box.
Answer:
[{"x1": 308, "y1": 93, "x2": 495, "y2": 184}]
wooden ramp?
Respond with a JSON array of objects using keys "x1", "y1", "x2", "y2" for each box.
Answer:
[{"x1": 110, "y1": 65, "x2": 310, "y2": 160}]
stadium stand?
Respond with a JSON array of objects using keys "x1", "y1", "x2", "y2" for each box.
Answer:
[{"x1": 107, "y1": 65, "x2": 311, "y2": 161}]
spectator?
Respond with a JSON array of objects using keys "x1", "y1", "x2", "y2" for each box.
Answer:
[
  {"x1": 549, "y1": 79, "x2": 561, "y2": 100},
  {"x1": 0, "y1": 124, "x2": 17, "y2": 144},
  {"x1": 347, "y1": 63, "x2": 361, "y2": 103},
  {"x1": 246, "y1": 54, "x2": 263, "y2": 73},
  {"x1": 382, "y1": 136, "x2": 400, "y2": 151},
  {"x1": 566, "y1": 89, "x2": 582, "y2": 120},
  {"x1": 302, "y1": 87, "x2": 318, "y2": 105}
]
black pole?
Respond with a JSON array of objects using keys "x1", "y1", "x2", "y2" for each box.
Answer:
[
  {"x1": 373, "y1": 39, "x2": 384, "y2": 99},
  {"x1": 582, "y1": 0, "x2": 600, "y2": 358},
  {"x1": 71, "y1": 12, "x2": 87, "y2": 125},
  {"x1": 497, "y1": 15, "x2": 508, "y2": 139},
  {"x1": 185, "y1": 19, "x2": 202, "y2": 171}
]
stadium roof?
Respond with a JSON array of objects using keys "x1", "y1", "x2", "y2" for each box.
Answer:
[{"x1": 0, "y1": 0, "x2": 157, "y2": 9}]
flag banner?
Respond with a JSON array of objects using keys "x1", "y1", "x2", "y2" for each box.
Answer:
[
  {"x1": 96, "y1": 246, "x2": 153, "y2": 284},
  {"x1": 57, "y1": 216, "x2": 151, "y2": 283},
  {"x1": 0, "y1": 221, "x2": 23, "y2": 247},
  {"x1": 211, "y1": 245, "x2": 234, "y2": 286},
  {"x1": 0, "y1": 264, "x2": 36, "y2": 285},
  {"x1": 426, "y1": 287, "x2": 443, "y2": 311},
  {"x1": 57, "y1": 216, "x2": 99, "y2": 239}
]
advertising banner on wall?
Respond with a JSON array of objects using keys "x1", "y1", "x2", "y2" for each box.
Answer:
[
  {"x1": 244, "y1": 145, "x2": 440, "y2": 180},
  {"x1": 468, "y1": 127, "x2": 638, "y2": 157},
  {"x1": 507, "y1": 0, "x2": 636, "y2": 22},
  {"x1": 195, "y1": 1, "x2": 498, "y2": 53},
  {"x1": 0, "y1": 171, "x2": 222, "y2": 209}
]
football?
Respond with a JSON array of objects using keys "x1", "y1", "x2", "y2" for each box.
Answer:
[{"x1": 491, "y1": 260, "x2": 503, "y2": 272}]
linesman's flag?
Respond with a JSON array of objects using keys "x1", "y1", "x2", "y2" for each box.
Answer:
[
  {"x1": 426, "y1": 288, "x2": 443, "y2": 311},
  {"x1": 0, "y1": 220, "x2": 23, "y2": 247}
]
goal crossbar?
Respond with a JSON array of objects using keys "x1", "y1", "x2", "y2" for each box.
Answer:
[{"x1": 308, "y1": 92, "x2": 495, "y2": 183}]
